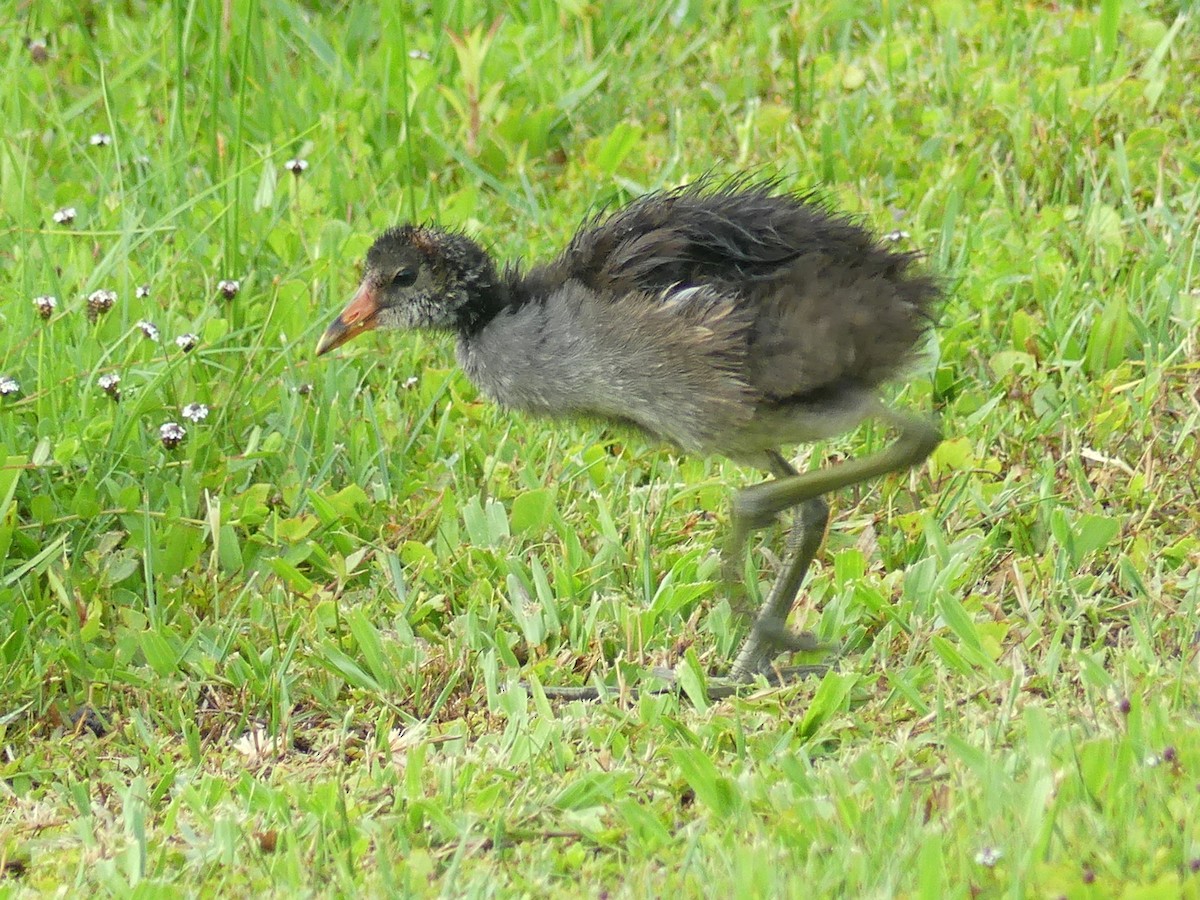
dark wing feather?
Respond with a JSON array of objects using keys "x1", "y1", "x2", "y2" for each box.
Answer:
[
  {"x1": 555, "y1": 177, "x2": 888, "y2": 294},
  {"x1": 531, "y1": 178, "x2": 941, "y2": 398}
]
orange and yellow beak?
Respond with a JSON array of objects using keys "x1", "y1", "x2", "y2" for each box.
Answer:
[{"x1": 315, "y1": 283, "x2": 381, "y2": 356}]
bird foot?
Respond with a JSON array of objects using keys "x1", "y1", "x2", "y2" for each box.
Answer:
[{"x1": 729, "y1": 620, "x2": 836, "y2": 682}]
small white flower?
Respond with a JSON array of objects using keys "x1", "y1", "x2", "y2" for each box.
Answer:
[
  {"x1": 136, "y1": 320, "x2": 159, "y2": 340},
  {"x1": 974, "y1": 846, "x2": 1003, "y2": 868},
  {"x1": 87, "y1": 289, "x2": 117, "y2": 322},
  {"x1": 53, "y1": 207, "x2": 77, "y2": 224},
  {"x1": 217, "y1": 279, "x2": 240, "y2": 299},
  {"x1": 34, "y1": 295, "x2": 57, "y2": 318},
  {"x1": 402, "y1": 376, "x2": 419, "y2": 389},
  {"x1": 98, "y1": 373, "x2": 121, "y2": 399},
  {"x1": 136, "y1": 284, "x2": 151, "y2": 299},
  {"x1": 1145, "y1": 754, "x2": 1161, "y2": 768},
  {"x1": 0, "y1": 376, "x2": 20, "y2": 396},
  {"x1": 89, "y1": 132, "x2": 112, "y2": 146},
  {"x1": 175, "y1": 333, "x2": 199, "y2": 352},
  {"x1": 181, "y1": 402, "x2": 209, "y2": 423},
  {"x1": 285, "y1": 158, "x2": 308, "y2": 175},
  {"x1": 408, "y1": 49, "x2": 431, "y2": 60},
  {"x1": 159, "y1": 422, "x2": 186, "y2": 448},
  {"x1": 885, "y1": 230, "x2": 911, "y2": 242}
]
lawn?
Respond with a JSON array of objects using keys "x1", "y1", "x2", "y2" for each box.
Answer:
[{"x1": 2, "y1": 0, "x2": 1199, "y2": 895}]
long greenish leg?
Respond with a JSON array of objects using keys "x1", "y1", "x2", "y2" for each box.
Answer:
[
  {"x1": 760, "y1": 450, "x2": 828, "y2": 648},
  {"x1": 720, "y1": 451, "x2": 812, "y2": 588},
  {"x1": 764, "y1": 450, "x2": 807, "y2": 548},
  {"x1": 730, "y1": 492, "x2": 829, "y2": 680},
  {"x1": 728, "y1": 409, "x2": 941, "y2": 681}
]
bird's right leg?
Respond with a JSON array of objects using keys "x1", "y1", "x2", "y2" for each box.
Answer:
[
  {"x1": 726, "y1": 408, "x2": 941, "y2": 681},
  {"x1": 729, "y1": 468, "x2": 831, "y2": 681}
]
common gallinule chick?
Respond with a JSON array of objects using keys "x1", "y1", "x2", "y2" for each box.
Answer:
[{"x1": 317, "y1": 179, "x2": 941, "y2": 688}]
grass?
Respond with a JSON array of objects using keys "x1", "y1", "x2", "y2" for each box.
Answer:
[{"x1": 2, "y1": 0, "x2": 1199, "y2": 895}]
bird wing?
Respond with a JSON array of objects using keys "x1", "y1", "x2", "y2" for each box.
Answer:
[{"x1": 560, "y1": 179, "x2": 866, "y2": 296}]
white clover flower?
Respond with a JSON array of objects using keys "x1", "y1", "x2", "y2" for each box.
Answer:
[
  {"x1": 98, "y1": 373, "x2": 121, "y2": 400},
  {"x1": 181, "y1": 402, "x2": 209, "y2": 423},
  {"x1": 175, "y1": 333, "x2": 199, "y2": 352},
  {"x1": 0, "y1": 376, "x2": 20, "y2": 396},
  {"x1": 136, "y1": 284, "x2": 151, "y2": 299},
  {"x1": 87, "y1": 289, "x2": 117, "y2": 322},
  {"x1": 136, "y1": 320, "x2": 159, "y2": 340},
  {"x1": 89, "y1": 132, "x2": 112, "y2": 146},
  {"x1": 53, "y1": 207, "x2": 77, "y2": 224},
  {"x1": 974, "y1": 846, "x2": 1003, "y2": 868},
  {"x1": 34, "y1": 295, "x2": 57, "y2": 319},
  {"x1": 159, "y1": 422, "x2": 186, "y2": 448}
]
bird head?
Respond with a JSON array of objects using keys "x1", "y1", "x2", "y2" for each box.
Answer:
[{"x1": 315, "y1": 225, "x2": 497, "y2": 355}]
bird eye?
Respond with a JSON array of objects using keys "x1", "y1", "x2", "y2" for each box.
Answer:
[{"x1": 391, "y1": 269, "x2": 418, "y2": 288}]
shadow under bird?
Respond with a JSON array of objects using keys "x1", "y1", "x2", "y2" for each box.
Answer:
[{"x1": 316, "y1": 180, "x2": 941, "y2": 692}]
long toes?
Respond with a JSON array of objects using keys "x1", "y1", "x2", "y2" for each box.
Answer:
[
  {"x1": 761, "y1": 663, "x2": 831, "y2": 684},
  {"x1": 732, "y1": 625, "x2": 836, "y2": 681},
  {"x1": 773, "y1": 630, "x2": 827, "y2": 654},
  {"x1": 755, "y1": 620, "x2": 826, "y2": 654}
]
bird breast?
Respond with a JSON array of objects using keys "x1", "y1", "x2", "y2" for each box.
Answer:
[{"x1": 455, "y1": 280, "x2": 756, "y2": 454}]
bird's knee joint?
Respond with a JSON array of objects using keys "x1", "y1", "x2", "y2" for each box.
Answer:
[
  {"x1": 732, "y1": 490, "x2": 779, "y2": 531},
  {"x1": 905, "y1": 420, "x2": 942, "y2": 461},
  {"x1": 800, "y1": 497, "x2": 829, "y2": 531}
]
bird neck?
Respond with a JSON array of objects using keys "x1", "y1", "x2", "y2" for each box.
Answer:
[{"x1": 454, "y1": 268, "x2": 525, "y2": 340}]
